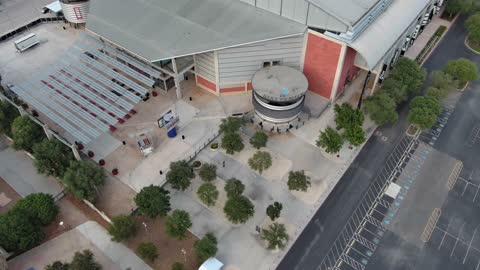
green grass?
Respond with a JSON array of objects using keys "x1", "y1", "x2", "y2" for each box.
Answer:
[{"x1": 466, "y1": 38, "x2": 480, "y2": 53}]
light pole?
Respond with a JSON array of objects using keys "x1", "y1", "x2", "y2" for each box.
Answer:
[
  {"x1": 142, "y1": 221, "x2": 149, "y2": 234},
  {"x1": 59, "y1": 221, "x2": 66, "y2": 232},
  {"x1": 181, "y1": 248, "x2": 187, "y2": 263}
]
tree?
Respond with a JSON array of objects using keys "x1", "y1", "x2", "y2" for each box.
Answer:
[
  {"x1": 0, "y1": 210, "x2": 45, "y2": 252},
  {"x1": 135, "y1": 185, "x2": 171, "y2": 218},
  {"x1": 248, "y1": 151, "x2": 272, "y2": 174},
  {"x1": 429, "y1": 70, "x2": 457, "y2": 91},
  {"x1": 33, "y1": 139, "x2": 74, "y2": 178},
  {"x1": 11, "y1": 115, "x2": 44, "y2": 152},
  {"x1": 45, "y1": 261, "x2": 69, "y2": 270},
  {"x1": 261, "y1": 223, "x2": 289, "y2": 250},
  {"x1": 408, "y1": 96, "x2": 442, "y2": 130},
  {"x1": 199, "y1": 163, "x2": 217, "y2": 182},
  {"x1": 466, "y1": 12, "x2": 480, "y2": 43},
  {"x1": 250, "y1": 131, "x2": 268, "y2": 149},
  {"x1": 0, "y1": 100, "x2": 19, "y2": 137},
  {"x1": 343, "y1": 125, "x2": 366, "y2": 147},
  {"x1": 223, "y1": 195, "x2": 255, "y2": 224},
  {"x1": 389, "y1": 58, "x2": 426, "y2": 96},
  {"x1": 266, "y1": 202, "x2": 283, "y2": 221},
  {"x1": 425, "y1": 86, "x2": 449, "y2": 100},
  {"x1": 172, "y1": 262, "x2": 185, "y2": 270},
  {"x1": 446, "y1": 0, "x2": 474, "y2": 15},
  {"x1": 108, "y1": 215, "x2": 137, "y2": 242},
  {"x1": 194, "y1": 233, "x2": 218, "y2": 261},
  {"x1": 165, "y1": 210, "x2": 192, "y2": 239},
  {"x1": 166, "y1": 160, "x2": 195, "y2": 191},
  {"x1": 62, "y1": 160, "x2": 106, "y2": 202},
  {"x1": 14, "y1": 193, "x2": 58, "y2": 227},
  {"x1": 219, "y1": 117, "x2": 243, "y2": 133},
  {"x1": 316, "y1": 127, "x2": 344, "y2": 154},
  {"x1": 364, "y1": 93, "x2": 399, "y2": 126},
  {"x1": 221, "y1": 132, "x2": 244, "y2": 154},
  {"x1": 70, "y1": 250, "x2": 102, "y2": 270},
  {"x1": 334, "y1": 103, "x2": 364, "y2": 131},
  {"x1": 197, "y1": 183, "x2": 219, "y2": 206},
  {"x1": 380, "y1": 78, "x2": 408, "y2": 104},
  {"x1": 224, "y1": 178, "x2": 245, "y2": 198},
  {"x1": 442, "y1": 58, "x2": 479, "y2": 86},
  {"x1": 137, "y1": 242, "x2": 158, "y2": 262},
  {"x1": 287, "y1": 170, "x2": 311, "y2": 192}
]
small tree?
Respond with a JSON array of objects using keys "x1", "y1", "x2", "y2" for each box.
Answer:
[
  {"x1": 62, "y1": 160, "x2": 106, "y2": 202},
  {"x1": 408, "y1": 96, "x2": 442, "y2": 130},
  {"x1": 70, "y1": 249, "x2": 102, "y2": 270},
  {"x1": 442, "y1": 58, "x2": 479, "y2": 86},
  {"x1": 425, "y1": 86, "x2": 449, "y2": 100},
  {"x1": 248, "y1": 151, "x2": 272, "y2": 174},
  {"x1": 0, "y1": 210, "x2": 45, "y2": 252},
  {"x1": 166, "y1": 160, "x2": 195, "y2": 191},
  {"x1": 343, "y1": 125, "x2": 366, "y2": 147},
  {"x1": 0, "y1": 100, "x2": 19, "y2": 137},
  {"x1": 108, "y1": 215, "x2": 137, "y2": 242},
  {"x1": 197, "y1": 183, "x2": 219, "y2": 206},
  {"x1": 429, "y1": 70, "x2": 457, "y2": 91},
  {"x1": 287, "y1": 170, "x2": 311, "y2": 192},
  {"x1": 446, "y1": 0, "x2": 474, "y2": 15},
  {"x1": 194, "y1": 233, "x2": 218, "y2": 261},
  {"x1": 13, "y1": 193, "x2": 58, "y2": 227},
  {"x1": 390, "y1": 58, "x2": 427, "y2": 96},
  {"x1": 33, "y1": 139, "x2": 74, "y2": 178},
  {"x1": 137, "y1": 242, "x2": 158, "y2": 262},
  {"x1": 199, "y1": 163, "x2": 217, "y2": 182},
  {"x1": 223, "y1": 195, "x2": 255, "y2": 224},
  {"x1": 45, "y1": 261, "x2": 69, "y2": 270},
  {"x1": 135, "y1": 185, "x2": 171, "y2": 218},
  {"x1": 466, "y1": 12, "x2": 480, "y2": 43},
  {"x1": 250, "y1": 131, "x2": 268, "y2": 149},
  {"x1": 221, "y1": 132, "x2": 244, "y2": 154},
  {"x1": 165, "y1": 210, "x2": 192, "y2": 239},
  {"x1": 172, "y1": 262, "x2": 185, "y2": 270},
  {"x1": 364, "y1": 93, "x2": 399, "y2": 126},
  {"x1": 334, "y1": 103, "x2": 364, "y2": 131},
  {"x1": 11, "y1": 115, "x2": 45, "y2": 152},
  {"x1": 224, "y1": 178, "x2": 245, "y2": 198},
  {"x1": 266, "y1": 202, "x2": 283, "y2": 221},
  {"x1": 380, "y1": 78, "x2": 408, "y2": 104},
  {"x1": 261, "y1": 223, "x2": 289, "y2": 250},
  {"x1": 316, "y1": 127, "x2": 344, "y2": 154},
  {"x1": 219, "y1": 117, "x2": 243, "y2": 133}
]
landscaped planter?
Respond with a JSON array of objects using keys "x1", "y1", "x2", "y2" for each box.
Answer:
[
  {"x1": 112, "y1": 168, "x2": 119, "y2": 175},
  {"x1": 192, "y1": 160, "x2": 202, "y2": 170},
  {"x1": 406, "y1": 124, "x2": 420, "y2": 137},
  {"x1": 152, "y1": 91, "x2": 158, "y2": 97},
  {"x1": 98, "y1": 159, "x2": 106, "y2": 166},
  {"x1": 87, "y1": 151, "x2": 95, "y2": 158},
  {"x1": 210, "y1": 142, "x2": 218, "y2": 151}
]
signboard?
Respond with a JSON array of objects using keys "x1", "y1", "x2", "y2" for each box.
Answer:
[{"x1": 157, "y1": 109, "x2": 178, "y2": 131}]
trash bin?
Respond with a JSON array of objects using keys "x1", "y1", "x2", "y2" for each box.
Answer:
[{"x1": 167, "y1": 127, "x2": 177, "y2": 138}]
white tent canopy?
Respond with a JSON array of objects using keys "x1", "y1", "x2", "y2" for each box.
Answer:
[
  {"x1": 199, "y1": 258, "x2": 224, "y2": 270},
  {"x1": 43, "y1": 1, "x2": 62, "y2": 13}
]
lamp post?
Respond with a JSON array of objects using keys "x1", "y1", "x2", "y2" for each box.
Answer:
[
  {"x1": 142, "y1": 221, "x2": 149, "y2": 234},
  {"x1": 181, "y1": 248, "x2": 187, "y2": 263}
]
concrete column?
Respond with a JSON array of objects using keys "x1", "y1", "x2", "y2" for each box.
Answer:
[
  {"x1": 171, "y1": 58, "x2": 182, "y2": 99},
  {"x1": 71, "y1": 145, "x2": 82, "y2": 161},
  {"x1": 330, "y1": 44, "x2": 348, "y2": 101},
  {"x1": 43, "y1": 125, "x2": 53, "y2": 140}
]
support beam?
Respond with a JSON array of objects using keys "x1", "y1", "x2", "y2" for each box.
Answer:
[
  {"x1": 43, "y1": 125, "x2": 53, "y2": 140},
  {"x1": 71, "y1": 145, "x2": 82, "y2": 161}
]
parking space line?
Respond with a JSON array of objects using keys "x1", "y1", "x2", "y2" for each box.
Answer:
[
  {"x1": 451, "y1": 223, "x2": 466, "y2": 257},
  {"x1": 464, "y1": 226, "x2": 478, "y2": 264},
  {"x1": 439, "y1": 219, "x2": 453, "y2": 249}
]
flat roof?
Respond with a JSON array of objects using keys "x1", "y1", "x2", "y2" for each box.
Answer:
[
  {"x1": 86, "y1": 0, "x2": 307, "y2": 62},
  {"x1": 306, "y1": 0, "x2": 380, "y2": 26},
  {"x1": 252, "y1": 66, "x2": 308, "y2": 102}
]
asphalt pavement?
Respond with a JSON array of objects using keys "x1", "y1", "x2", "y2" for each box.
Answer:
[{"x1": 277, "y1": 13, "x2": 480, "y2": 270}]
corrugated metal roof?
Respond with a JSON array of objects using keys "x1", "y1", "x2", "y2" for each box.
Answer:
[
  {"x1": 86, "y1": 0, "x2": 307, "y2": 62},
  {"x1": 306, "y1": 0, "x2": 380, "y2": 26},
  {"x1": 349, "y1": 0, "x2": 431, "y2": 69}
]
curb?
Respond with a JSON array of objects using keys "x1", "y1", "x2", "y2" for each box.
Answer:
[
  {"x1": 419, "y1": 14, "x2": 459, "y2": 67},
  {"x1": 464, "y1": 35, "x2": 480, "y2": 55}
]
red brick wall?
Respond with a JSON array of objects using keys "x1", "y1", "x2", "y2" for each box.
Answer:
[
  {"x1": 303, "y1": 32, "x2": 342, "y2": 98},
  {"x1": 336, "y1": 47, "x2": 360, "y2": 96},
  {"x1": 196, "y1": 75, "x2": 216, "y2": 93},
  {"x1": 220, "y1": 86, "x2": 244, "y2": 93}
]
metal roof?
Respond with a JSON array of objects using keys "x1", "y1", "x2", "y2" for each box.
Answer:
[
  {"x1": 86, "y1": 0, "x2": 307, "y2": 62},
  {"x1": 306, "y1": 0, "x2": 381, "y2": 26},
  {"x1": 349, "y1": 0, "x2": 431, "y2": 69}
]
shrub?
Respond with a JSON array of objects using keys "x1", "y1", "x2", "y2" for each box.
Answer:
[
  {"x1": 379, "y1": 78, "x2": 408, "y2": 104},
  {"x1": 166, "y1": 160, "x2": 195, "y2": 191},
  {"x1": 343, "y1": 125, "x2": 366, "y2": 147},
  {"x1": 137, "y1": 242, "x2": 158, "y2": 262},
  {"x1": 199, "y1": 163, "x2": 217, "y2": 182},
  {"x1": 11, "y1": 115, "x2": 45, "y2": 152},
  {"x1": 221, "y1": 132, "x2": 244, "y2": 154},
  {"x1": 135, "y1": 185, "x2": 171, "y2": 218},
  {"x1": 425, "y1": 86, "x2": 449, "y2": 100},
  {"x1": 250, "y1": 131, "x2": 268, "y2": 149},
  {"x1": 287, "y1": 170, "x2": 311, "y2": 192},
  {"x1": 261, "y1": 223, "x2": 289, "y2": 250},
  {"x1": 429, "y1": 70, "x2": 457, "y2": 91},
  {"x1": 364, "y1": 93, "x2": 399, "y2": 126},
  {"x1": 70, "y1": 249, "x2": 102, "y2": 270},
  {"x1": 172, "y1": 262, "x2": 185, "y2": 270},
  {"x1": 219, "y1": 117, "x2": 243, "y2": 133},
  {"x1": 33, "y1": 139, "x2": 74, "y2": 178},
  {"x1": 334, "y1": 103, "x2": 364, "y2": 131},
  {"x1": 108, "y1": 215, "x2": 137, "y2": 242},
  {"x1": 62, "y1": 160, "x2": 106, "y2": 202},
  {"x1": 45, "y1": 261, "x2": 69, "y2": 270},
  {"x1": 194, "y1": 233, "x2": 218, "y2": 261},
  {"x1": 316, "y1": 127, "x2": 344, "y2": 154},
  {"x1": 224, "y1": 195, "x2": 255, "y2": 224},
  {"x1": 165, "y1": 210, "x2": 192, "y2": 239},
  {"x1": 266, "y1": 202, "x2": 283, "y2": 221},
  {"x1": 224, "y1": 178, "x2": 245, "y2": 198},
  {"x1": 197, "y1": 183, "x2": 219, "y2": 206},
  {"x1": 0, "y1": 100, "x2": 19, "y2": 137},
  {"x1": 248, "y1": 151, "x2": 272, "y2": 174}
]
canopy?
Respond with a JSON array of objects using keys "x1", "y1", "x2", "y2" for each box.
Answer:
[{"x1": 199, "y1": 258, "x2": 224, "y2": 270}]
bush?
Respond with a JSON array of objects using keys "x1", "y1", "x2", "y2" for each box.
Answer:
[
  {"x1": 343, "y1": 125, "x2": 366, "y2": 147},
  {"x1": 11, "y1": 115, "x2": 45, "y2": 152},
  {"x1": 135, "y1": 185, "x2": 171, "y2": 218},
  {"x1": 0, "y1": 100, "x2": 19, "y2": 137},
  {"x1": 45, "y1": 261, "x2": 69, "y2": 270},
  {"x1": 0, "y1": 210, "x2": 45, "y2": 252},
  {"x1": 466, "y1": 12, "x2": 480, "y2": 43},
  {"x1": 221, "y1": 132, "x2": 244, "y2": 154},
  {"x1": 166, "y1": 160, "x2": 195, "y2": 191},
  {"x1": 172, "y1": 262, "x2": 185, "y2": 270},
  {"x1": 33, "y1": 139, "x2": 74, "y2": 178},
  {"x1": 364, "y1": 93, "x2": 399, "y2": 126},
  {"x1": 408, "y1": 96, "x2": 442, "y2": 130},
  {"x1": 266, "y1": 202, "x2": 283, "y2": 221},
  {"x1": 442, "y1": 58, "x2": 479, "y2": 86},
  {"x1": 165, "y1": 210, "x2": 192, "y2": 239},
  {"x1": 224, "y1": 178, "x2": 245, "y2": 198},
  {"x1": 261, "y1": 223, "x2": 289, "y2": 250},
  {"x1": 250, "y1": 131, "x2": 268, "y2": 149},
  {"x1": 199, "y1": 163, "x2": 217, "y2": 182},
  {"x1": 108, "y1": 215, "x2": 137, "y2": 242},
  {"x1": 287, "y1": 170, "x2": 311, "y2": 192},
  {"x1": 70, "y1": 249, "x2": 102, "y2": 270},
  {"x1": 248, "y1": 151, "x2": 272, "y2": 174},
  {"x1": 316, "y1": 127, "x2": 344, "y2": 154},
  {"x1": 379, "y1": 78, "x2": 408, "y2": 104},
  {"x1": 219, "y1": 117, "x2": 243, "y2": 133},
  {"x1": 425, "y1": 86, "x2": 449, "y2": 100},
  {"x1": 429, "y1": 70, "x2": 457, "y2": 91},
  {"x1": 194, "y1": 233, "x2": 218, "y2": 261},
  {"x1": 334, "y1": 103, "x2": 364, "y2": 131},
  {"x1": 137, "y1": 242, "x2": 158, "y2": 262},
  {"x1": 197, "y1": 183, "x2": 219, "y2": 206},
  {"x1": 14, "y1": 193, "x2": 58, "y2": 227},
  {"x1": 62, "y1": 160, "x2": 106, "y2": 202},
  {"x1": 224, "y1": 195, "x2": 255, "y2": 224}
]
